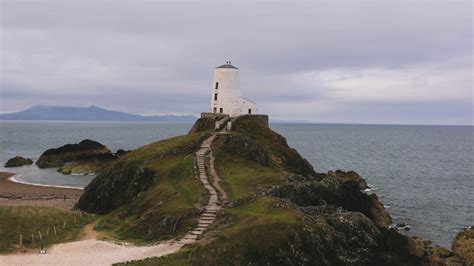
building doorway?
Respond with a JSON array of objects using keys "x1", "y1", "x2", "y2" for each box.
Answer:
[
  {"x1": 220, "y1": 108, "x2": 223, "y2": 113},
  {"x1": 248, "y1": 109, "x2": 252, "y2": 114}
]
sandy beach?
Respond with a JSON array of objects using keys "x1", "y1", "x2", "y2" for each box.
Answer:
[{"x1": 0, "y1": 172, "x2": 83, "y2": 210}]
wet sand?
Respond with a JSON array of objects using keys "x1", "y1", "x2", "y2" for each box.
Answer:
[{"x1": 0, "y1": 172, "x2": 83, "y2": 210}]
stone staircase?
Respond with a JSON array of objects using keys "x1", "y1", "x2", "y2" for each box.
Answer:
[{"x1": 177, "y1": 134, "x2": 221, "y2": 245}]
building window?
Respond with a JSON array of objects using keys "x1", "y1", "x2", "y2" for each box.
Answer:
[
  {"x1": 220, "y1": 108, "x2": 223, "y2": 113},
  {"x1": 248, "y1": 109, "x2": 252, "y2": 114},
  {"x1": 215, "y1": 82, "x2": 219, "y2": 90},
  {"x1": 213, "y1": 107, "x2": 217, "y2": 113},
  {"x1": 214, "y1": 93, "x2": 218, "y2": 101}
]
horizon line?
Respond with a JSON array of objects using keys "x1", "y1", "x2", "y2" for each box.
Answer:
[{"x1": 0, "y1": 119, "x2": 472, "y2": 127}]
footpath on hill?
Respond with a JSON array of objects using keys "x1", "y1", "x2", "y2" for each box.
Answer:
[{"x1": 0, "y1": 134, "x2": 225, "y2": 265}]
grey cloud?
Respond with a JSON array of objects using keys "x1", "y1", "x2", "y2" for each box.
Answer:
[{"x1": 0, "y1": 1, "x2": 472, "y2": 124}]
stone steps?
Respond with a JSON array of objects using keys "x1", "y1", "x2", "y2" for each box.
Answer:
[
  {"x1": 182, "y1": 234, "x2": 198, "y2": 240},
  {"x1": 178, "y1": 134, "x2": 223, "y2": 244},
  {"x1": 178, "y1": 239, "x2": 195, "y2": 245},
  {"x1": 191, "y1": 230, "x2": 204, "y2": 235}
]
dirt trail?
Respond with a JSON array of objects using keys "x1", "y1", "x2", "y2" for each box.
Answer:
[
  {"x1": 209, "y1": 149, "x2": 229, "y2": 202},
  {"x1": 0, "y1": 240, "x2": 183, "y2": 266}
]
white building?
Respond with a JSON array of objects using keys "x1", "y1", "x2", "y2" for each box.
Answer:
[{"x1": 210, "y1": 62, "x2": 257, "y2": 117}]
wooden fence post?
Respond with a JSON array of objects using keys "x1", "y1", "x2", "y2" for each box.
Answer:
[
  {"x1": 39, "y1": 231, "x2": 45, "y2": 254},
  {"x1": 19, "y1": 234, "x2": 25, "y2": 252}
]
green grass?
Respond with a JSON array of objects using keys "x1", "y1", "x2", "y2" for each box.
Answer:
[
  {"x1": 213, "y1": 147, "x2": 285, "y2": 201},
  {"x1": 224, "y1": 196, "x2": 298, "y2": 229},
  {"x1": 94, "y1": 153, "x2": 207, "y2": 243},
  {"x1": 118, "y1": 197, "x2": 300, "y2": 265},
  {"x1": 125, "y1": 133, "x2": 208, "y2": 162},
  {"x1": 0, "y1": 206, "x2": 94, "y2": 253}
]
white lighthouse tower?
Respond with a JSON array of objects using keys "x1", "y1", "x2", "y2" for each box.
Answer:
[{"x1": 210, "y1": 62, "x2": 257, "y2": 117}]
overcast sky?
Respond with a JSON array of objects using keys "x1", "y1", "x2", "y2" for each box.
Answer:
[{"x1": 1, "y1": 1, "x2": 472, "y2": 124}]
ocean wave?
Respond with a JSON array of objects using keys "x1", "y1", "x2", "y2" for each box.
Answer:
[
  {"x1": 70, "y1": 172, "x2": 96, "y2": 176},
  {"x1": 361, "y1": 183, "x2": 378, "y2": 194}
]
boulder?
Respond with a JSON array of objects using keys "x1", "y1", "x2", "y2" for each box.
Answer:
[
  {"x1": 4, "y1": 156, "x2": 33, "y2": 167},
  {"x1": 452, "y1": 226, "x2": 474, "y2": 265},
  {"x1": 36, "y1": 139, "x2": 116, "y2": 170},
  {"x1": 57, "y1": 161, "x2": 101, "y2": 175}
]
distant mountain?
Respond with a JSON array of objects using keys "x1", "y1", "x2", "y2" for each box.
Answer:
[{"x1": 0, "y1": 106, "x2": 197, "y2": 123}]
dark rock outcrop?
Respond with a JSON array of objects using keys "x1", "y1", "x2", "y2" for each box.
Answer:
[
  {"x1": 272, "y1": 171, "x2": 392, "y2": 228},
  {"x1": 4, "y1": 156, "x2": 33, "y2": 167},
  {"x1": 115, "y1": 149, "x2": 130, "y2": 157},
  {"x1": 78, "y1": 163, "x2": 156, "y2": 214},
  {"x1": 452, "y1": 226, "x2": 474, "y2": 265},
  {"x1": 36, "y1": 139, "x2": 116, "y2": 169}
]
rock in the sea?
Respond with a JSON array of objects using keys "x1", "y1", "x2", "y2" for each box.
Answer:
[
  {"x1": 57, "y1": 161, "x2": 100, "y2": 175},
  {"x1": 4, "y1": 156, "x2": 33, "y2": 167},
  {"x1": 36, "y1": 139, "x2": 116, "y2": 169}
]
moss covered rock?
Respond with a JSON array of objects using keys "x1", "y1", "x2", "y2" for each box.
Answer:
[
  {"x1": 36, "y1": 139, "x2": 115, "y2": 169},
  {"x1": 57, "y1": 161, "x2": 102, "y2": 175},
  {"x1": 4, "y1": 156, "x2": 33, "y2": 167},
  {"x1": 452, "y1": 226, "x2": 474, "y2": 265}
]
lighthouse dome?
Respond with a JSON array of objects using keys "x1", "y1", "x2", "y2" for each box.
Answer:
[{"x1": 216, "y1": 62, "x2": 239, "y2": 69}]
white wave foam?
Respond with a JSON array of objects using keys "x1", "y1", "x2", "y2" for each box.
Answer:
[{"x1": 8, "y1": 174, "x2": 83, "y2": 190}]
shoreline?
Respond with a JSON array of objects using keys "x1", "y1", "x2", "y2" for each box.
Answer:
[
  {"x1": 8, "y1": 173, "x2": 84, "y2": 190},
  {"x1": 0, "y1": 172, "x2": 83, "y2": 210}
]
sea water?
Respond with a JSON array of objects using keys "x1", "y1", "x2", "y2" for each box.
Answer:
[{"x1": 0, "y1": 121, "x2": 472, "y2": 247}]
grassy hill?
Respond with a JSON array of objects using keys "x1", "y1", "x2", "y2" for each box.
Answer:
[
  {"x1": 77, "y1": 132, "x2": 210, "y2": 242},
  {"x1": 0, "y1": 206, "x2": 94, "y2": 253},
  {"x1": 77, "y1": 115, "x2": 464, "y2": 265}
]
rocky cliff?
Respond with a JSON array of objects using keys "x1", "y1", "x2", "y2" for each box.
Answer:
[{"x1": 77, "y1": 116, "x2": 469, "y2": 265}]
